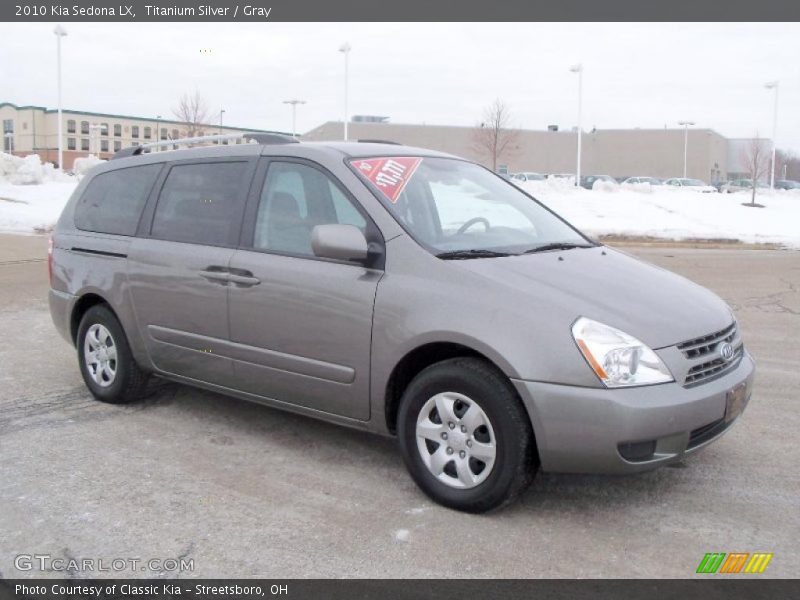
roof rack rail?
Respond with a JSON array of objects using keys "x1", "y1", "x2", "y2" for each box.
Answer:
[
  {"x1": 111, "y1": 131, "x2": 298, "y2": 160},
  {"x1": 357, "y1": 139, "x2": 401, "y2": 145}
]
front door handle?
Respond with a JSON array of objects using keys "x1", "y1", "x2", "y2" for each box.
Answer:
[
  {"x1": 199, "y1": 270, "x2": 230, "y2": 284},
  {"x1": 228, "y1": 273, "x2": 261, "y2": 287}
]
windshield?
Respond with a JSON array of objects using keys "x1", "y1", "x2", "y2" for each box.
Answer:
[
  {"x1": 683, "y1": 179, "x2": 706, "y2": 186},
  {"x1": 350, "y1": 156, "x2": 590, "y2": 255}
]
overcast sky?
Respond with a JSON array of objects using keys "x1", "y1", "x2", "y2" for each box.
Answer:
[{"x1": 1, "y1": 22, "x2": 798, "y2": 151}]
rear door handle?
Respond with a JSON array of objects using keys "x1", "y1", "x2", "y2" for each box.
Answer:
[
  {"x1": 199, "y1": 270, "x2": 230, "y2": 284},
  {"x1": 227, "y1": 273, "x2": 261, "y2": 287}
]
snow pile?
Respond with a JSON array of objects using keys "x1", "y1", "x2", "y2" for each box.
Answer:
[
  {"x1": 73, "y1": 154, "x2": 105, "y2": 178},
  {"x1": 0, "y1": 181, "x2": 77, "y2": 233},
  {"x1": 592, "y1": 180, "x2": 620, "y2": 193},
  {"x1": 520, "y1": 180, "x2": 800, "y2": 247},
  {"x1": 0, "y1": 152, "x2": 73, "y2": 185}
]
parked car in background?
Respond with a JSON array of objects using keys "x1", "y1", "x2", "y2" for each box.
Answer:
[
  {"x1": 663, "y1": 178, "x2": 717, "y2": 193},
  {"x1": 719, "y1": 179, "x2": 768, "y2": 194},
  {"x1": 622, "y1": 176, "x2": 663, "y2": 186},
  {"x1": 775, "y1": 179, "x2": 800, "y2": 190},
  {"x1": 580, "y1": 175, "x2": 618, "y2": 189},
  {"x1": 512, "y1": 172, "x2": 546, "y2": 182}
]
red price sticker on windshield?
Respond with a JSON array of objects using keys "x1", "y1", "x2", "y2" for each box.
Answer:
[{"x1": 352, "y1": 157, "x2": 422, "y2": 203}]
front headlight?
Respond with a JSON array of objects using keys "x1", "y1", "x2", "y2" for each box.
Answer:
[{"x1": 571, "y1": 317, "x2": 674, "y2": 388}]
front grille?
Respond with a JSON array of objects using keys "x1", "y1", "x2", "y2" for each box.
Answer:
[
  {"x1": 677, "y1": 322, "x2": 736, "y2": 359},
  {"x1": 684, "y1": 345, "x2": 743, "y2": 387}
]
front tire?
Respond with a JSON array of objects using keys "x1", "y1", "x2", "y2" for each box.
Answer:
[
  {"x1": 77, "y1": 304, "x2": 149, "y2": 404},
  {"x1": 397, "y1": 357, "x2": 538, "y2": 513}
]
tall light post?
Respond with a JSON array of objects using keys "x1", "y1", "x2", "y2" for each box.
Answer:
[
  {"x1": 282, "y1": 99, "x2": 306, "y2": 138},
  {"x1": 339, "y1": 42, "x2": 352, "y2": 141},
  {"x1": 219, "y1": 109, "x2": 225, "y2": 138},
  {"x1": 569, "y1": 64, "x2": 583, "y2": 186},
  {"x1": 678, "y1": 120, "x2": 695, "y2": 178},
  {"x1": 53, "y1": 24, "x2": 67, "y2": 170},
  {"x1": 155, "y1": 115, "x2": 161, "y2": 152},
  {"x1": 765, "y1": 81, "x2": 779, "y2": 190}
]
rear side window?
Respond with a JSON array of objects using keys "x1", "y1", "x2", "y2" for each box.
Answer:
[
  {"x1": 75, "y1": 164, "x2": 161, "y2": 235},
  {"x1": 151, "y1": 162, "x2": 249, "y2": 246}
]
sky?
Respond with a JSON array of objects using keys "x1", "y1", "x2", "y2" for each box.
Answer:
[{"x1": 1, "y1": 22, "x2": 798, "y2": 152}]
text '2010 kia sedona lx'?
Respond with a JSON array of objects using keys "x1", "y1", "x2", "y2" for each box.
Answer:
[{"x1": 49, "y1": 134, "x2": 755, "y2": 512}]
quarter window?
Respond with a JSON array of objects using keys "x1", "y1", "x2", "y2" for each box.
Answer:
[
  {"x1": 253, "y1": 162, "x2": 367, "y2": 256},
  {"x1": 151, "y1": 161, "x2": 249, "y2": 246},
  {"x1": 74, "y1": 164, "x2": 161, "y2": 235}
]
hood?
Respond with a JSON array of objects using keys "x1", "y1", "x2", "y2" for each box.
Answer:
[{"x1": 455, "y1": 246, "x2": 732, "y2": 349}]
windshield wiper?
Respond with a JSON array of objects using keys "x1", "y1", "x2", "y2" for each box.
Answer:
[
  {"x1": 436, "y1": 249, "x2": 514, "y2": 260},
  {"x1": 522, "y1": 242, "x2": 596, "y2": 254}
]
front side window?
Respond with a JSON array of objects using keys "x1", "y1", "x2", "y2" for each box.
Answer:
[
  {"x1": 350, "y1": 156, "x2": 588, "y2": 255},
  {"x1": 253, "y1": 162, "x2": 367, "y2": 256},
  {"x1": 75, "y1": 164, "x2": 161, "y2": 235},
  {"x1": 151, "y1": 162, "x2": 249, "y2": 246}
]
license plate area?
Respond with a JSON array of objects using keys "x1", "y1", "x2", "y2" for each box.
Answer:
[{"x1": 725, "y1": 382, "x2": 749, "y2": 423}]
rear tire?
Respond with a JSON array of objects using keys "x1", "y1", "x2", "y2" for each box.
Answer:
[
  {"x1": 77, "y1": 304, "x2": 149, "y2": 404},
  {"x1": 397, "y1": 357, "x2": 538, "y2": 513}
]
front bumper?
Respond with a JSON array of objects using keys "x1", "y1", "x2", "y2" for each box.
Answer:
[{"x1": 511, "y1": 350, "x2": 755, "y2": 474}]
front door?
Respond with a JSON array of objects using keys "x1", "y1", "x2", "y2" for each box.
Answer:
[{"x1": 226, "y1": 158, "x2": 383, "y2": 420}]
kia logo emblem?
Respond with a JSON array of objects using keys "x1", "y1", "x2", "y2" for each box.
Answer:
[{"x1": 718, "y1": 342, "x2": 735, "y2": 362}]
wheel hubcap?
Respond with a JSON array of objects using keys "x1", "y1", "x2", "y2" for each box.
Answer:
[
  {"x1": 415, "y1": 392, "x2": 497, "y2": 489},
  {"x1": 83, "y1": 324, "x2": 117, "y2": 387}
]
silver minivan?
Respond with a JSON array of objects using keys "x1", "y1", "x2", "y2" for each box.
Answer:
[{"x1": 49, "y1": 135, "x2": 755, "y2": 512}]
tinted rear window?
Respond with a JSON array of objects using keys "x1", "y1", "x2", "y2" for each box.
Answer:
[
  {"x1": 74, "y1": 164, "x2": 161, "y2": 235},
  {"x1": 150, "y1": 161, "x2": 249, "y2": 246}
]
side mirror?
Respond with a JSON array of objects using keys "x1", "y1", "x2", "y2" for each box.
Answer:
[{"x1": 311, "y1": 224, "x2": 369, "y2": 263}]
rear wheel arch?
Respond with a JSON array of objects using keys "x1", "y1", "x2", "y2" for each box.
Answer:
[{"x1": 70, "y1": 293, "x2": 115, "y2": 344}]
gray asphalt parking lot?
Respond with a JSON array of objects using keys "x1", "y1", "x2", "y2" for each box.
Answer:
[{"x1": 0, "y1": 233, "x2": 797, "y2": 578}]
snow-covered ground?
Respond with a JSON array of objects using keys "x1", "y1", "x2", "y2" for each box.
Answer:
[
  {"x1": 519, "y1": 178, "x2": 800, "y2": 248},
  {"x1": 1, "y1": 161, "x2": 799, "y2": 247}
]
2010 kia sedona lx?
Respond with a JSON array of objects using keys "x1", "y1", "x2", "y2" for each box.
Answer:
[{"x1": 49, "y1": 134, "x2": 755, "y2": 512}]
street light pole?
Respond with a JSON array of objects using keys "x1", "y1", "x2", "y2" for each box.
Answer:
[
  {"x1": 678, "y1": 120, "x2": 695, "y2": 178},
  {"x1": 282, "y1": 99, "x2": 307, "y2": 138},
  {"x1": 155, "y1": 115, "x2": 162, "y2": 152},
  {"x1": 569, "y1": 64, "x2": 583, "y2": 186},
  {"x1": 219, "y1": 109, "x2": 225, "y2": 138},
  {"x1": 765, "y1": 81, "x2": 779, "y2": 190},
  {"x1": 53, "y1": 24, "x2": 67, "y2": 171},
  {"x1": 339, "y1": 42, "x2": 352, "y2": 141}
]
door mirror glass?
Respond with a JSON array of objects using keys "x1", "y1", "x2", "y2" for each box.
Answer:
[{"x1": 311, "y1": 224, "x2": 368, "y2": 262}]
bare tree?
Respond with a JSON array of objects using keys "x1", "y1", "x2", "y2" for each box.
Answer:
[
  {"x1": 741, "y1": 135, "x2": 771, "y2": 206},
  {"x1": 172, "y1": 91, "x2": 209, "y2": 139},
  {"x1": 471, "y1": 99, "x2": 520, "y2": 171}
]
